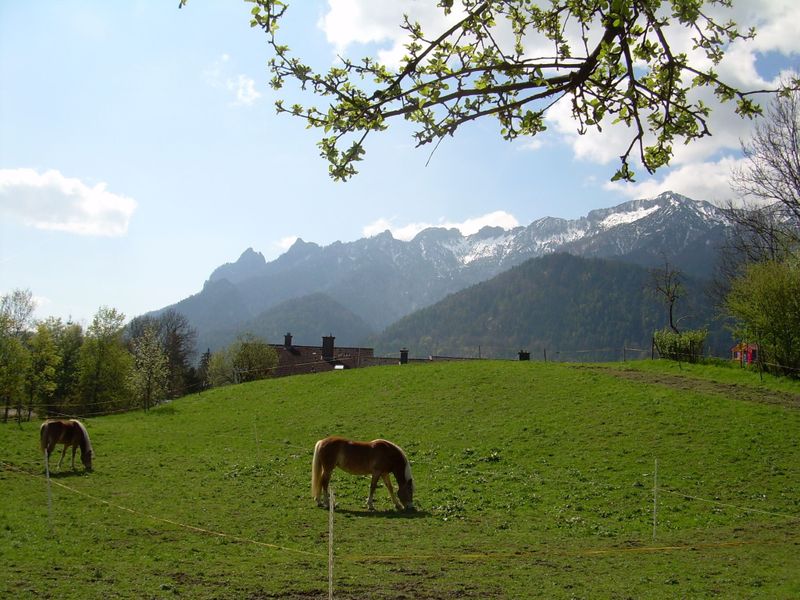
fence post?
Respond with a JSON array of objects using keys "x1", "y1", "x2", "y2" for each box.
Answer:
[
  {"x1": 652, "y1": 458, "x2": 659, "y2": 541},
  {"x1": 44, "y1": 450, "x2": 54, "y2": 536},
  {"x1": 328, "y1": 489, "x2": 335, "y2": 600}
]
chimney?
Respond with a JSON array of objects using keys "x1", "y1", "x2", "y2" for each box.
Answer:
[
  {"x1": 322, "y1": 334, "x2": 335, "y2": 361},
  {"x1": 400, "y1": 348, "x2": 409, "y2": 364},
  {"x1": 284, "y1": 332, "x2": 293, "y2": 348}
]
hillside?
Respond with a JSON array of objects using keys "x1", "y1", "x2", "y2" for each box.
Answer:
[
  {"x1": 2, "y1": 361, "x2": 798, "y2": 598},
  {"x1": 244, "y1": 292, "x2": 375, "y2": 348},
  {"x1": 195, "y1": 292, "x2": 376, "y2": 352},
  {"x1": 372, "y1": 253, "x2": 730, "y2": 359}
]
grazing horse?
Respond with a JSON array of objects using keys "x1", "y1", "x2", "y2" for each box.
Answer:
[
  {"x1": 40, "y1": 419, "x2": 93, "y2": 471},
  {"x1": 311, "y1": 436, "x2": 415, "y2": 511}
]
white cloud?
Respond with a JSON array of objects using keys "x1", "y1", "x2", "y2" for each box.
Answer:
[
  {"x1": 319, "y1": 0, "x2": 463, "y2": 67},
  {"x1": 0, "y1": 168, "x2": 136, "y2": 236},
  {"x1": 362, "y1": 217, "x2": 395, "y2": 237},
  {"x1": 230, "y1": 74, "x2": 261, "y2": 106},
  {"x1": 204, "y1": 54, "x2": 261, "y2": 106},
  {"x1": 517, "y1": 136, "x2": 546, "y2": 152},
  {"x1": 275, "y1": 236, "x2": 299, "y2": 251},
  {"x1": 363, "y1": 210, "x2": 519, "y2": 241},
  {"x1": 603, "y1": 156, "x2": 748, "y2": 206}
]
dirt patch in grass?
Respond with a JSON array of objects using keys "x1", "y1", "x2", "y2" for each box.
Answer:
[{"x1": 580, "y1": 366, "x2": 800, "y2": 409}]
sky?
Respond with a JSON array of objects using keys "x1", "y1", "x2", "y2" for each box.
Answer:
[{"x1": 1, "y1": 0, "x2": 798, "y2": 326}]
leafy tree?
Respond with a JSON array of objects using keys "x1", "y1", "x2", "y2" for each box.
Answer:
[
  {"x1": 128, "y1": 310, "x2": 197, "y2": 399},
  {"x1": 48, "y1": 318, "x2": 85, "y2": 414},
  {"x1": 206, "y1": 335, "x2": 278, "y2": 387},
  {"x1": 25, "y1": 322, "x2": 61, "y2": 421},
  {"x1": 725, "y1": 257, "x2": 800, "y2": 376},
  {"x1": 0, "y1": 314, "x2": 30, "y2": 423},
  {"x1": 196, "y1": 348, "x2": 212, "y2": 391},
  {"x1": 79, "y1": 307, "x2": 133, "y2": 415},
  {"x1": 159, "y1": 310, "x2": 197, "y2": 398},
  {"x1": 717, "y1": 90, "x2": 800, "y2": 377},
  {"x1": 129, "y1": 326, "x2": 169, "y2": 412},
  {"x1": 0, "y1": 290, "x2": 36, "y2": 422},
  {"x1": 231, "y1": 334, "x2": 278, "y2": 383},
  {"x1": 0, "y1": 288, "x2": 36, "y2": 337},
  {"x1": 207, "y1": 346, "x2": 236, "y2": 388},
  {"x1": 181, "y1": 0, "x2": 794, "y2": 181}
]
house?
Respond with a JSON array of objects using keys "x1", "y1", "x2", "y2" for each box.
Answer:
[
  {"x1": 270, "y1": 333, "x2": 376, "y2": 377},
  {"x1": 731, "y1": 342, "x2": 758, "y2": 365}
]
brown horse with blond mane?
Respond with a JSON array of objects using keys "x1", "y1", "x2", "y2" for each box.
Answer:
[
  {"x1": 40, "y1": 419, "x2": 93, "y2": 472},
  {"x1": 312, "y1": 436, "x2": 415, "y2": 511}
]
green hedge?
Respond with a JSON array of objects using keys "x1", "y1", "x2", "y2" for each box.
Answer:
[{"x1": 653, "y1": 328, "x2": 708, "y2": 363}]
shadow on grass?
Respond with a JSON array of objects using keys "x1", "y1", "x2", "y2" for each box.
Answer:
[
  {"x1": 332, "y1": 507, "x2": 431, "y2": 519},
  {"x1": 46, "y1": 469, "x2": 92, "y2": 478}
]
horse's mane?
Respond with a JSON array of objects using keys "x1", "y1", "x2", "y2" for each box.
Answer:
[
  {"x1": 378, "y1": 439, "x2": 412, "y2": 483},
  {"x1": 71, "y1": 419, "x2": 93, "y2": 455}
]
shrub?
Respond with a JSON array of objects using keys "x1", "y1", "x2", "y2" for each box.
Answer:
[{"x1": 653, "y1": 328, "x2": 708, "y2": 363}]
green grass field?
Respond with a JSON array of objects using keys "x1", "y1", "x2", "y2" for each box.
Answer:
[{"x1": 2, "y1": 360, "x2": 799, "y2": 599}]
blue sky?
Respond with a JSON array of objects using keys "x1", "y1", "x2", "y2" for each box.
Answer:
[{"x1": 1, "y1": 0, "x2": 798, "y2": 325}]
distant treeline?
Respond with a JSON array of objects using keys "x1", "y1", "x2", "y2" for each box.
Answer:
[{"x1": 0, "y1": 298, "x2": 201, "y2": 421}]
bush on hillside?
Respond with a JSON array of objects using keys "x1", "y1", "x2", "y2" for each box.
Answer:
[{"x1": 654, "y1": 328, "x2": 708, "y2": 363}]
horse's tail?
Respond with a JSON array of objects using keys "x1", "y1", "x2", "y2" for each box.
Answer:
[
  {"x1": 311, "y1": 439, "x2": 324, "y2": 501},
  {"x1": 39, "y1": 421, "x2": 49, "y2": 452}
]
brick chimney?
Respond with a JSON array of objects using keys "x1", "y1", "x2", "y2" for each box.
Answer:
[
  {"x1": 284, "y1": 332, "x2": 293, "y2": 348},
  {"x1": 400, "y1": 348, "x2": 409, "y2": 364},
  {"x1": 322, "y1": 334, "x2": 335, "y2": 361}
]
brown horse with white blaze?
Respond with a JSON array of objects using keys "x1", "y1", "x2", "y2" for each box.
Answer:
[
  {"x1": 312, "y1": 436, "x2": 415, "y2": 511},
  {"x1": 40, "y1": 419, "x2": 93, "y2": 471}
]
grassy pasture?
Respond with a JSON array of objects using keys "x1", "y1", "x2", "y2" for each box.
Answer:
[{"x1": 1, "y1": 360, "x2": 799, "y2": 599}]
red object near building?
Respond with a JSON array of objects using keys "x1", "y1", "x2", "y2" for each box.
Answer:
[{"x1": 731, "y1": 343, "x2": 759, "y2": 365}]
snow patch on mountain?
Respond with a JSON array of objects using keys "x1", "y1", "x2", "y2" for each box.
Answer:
[
  {"x1": 599, "y1": 205, "x2": 660, "y2": 229},
  {"x1": 459, "y1": 232, "x2": 517, "y2": 264}
]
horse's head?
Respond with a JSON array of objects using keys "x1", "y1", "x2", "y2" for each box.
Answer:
[
  {"x1": 398, "y1": 477, "x2": 415, "y2": 511},
  {"x1": 82, "y1": 449, "x2": 93, "y2": 471}
]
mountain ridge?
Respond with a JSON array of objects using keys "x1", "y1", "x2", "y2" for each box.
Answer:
[{"x1": 154, "y1": 191, "x2": 733, "y2": 353}]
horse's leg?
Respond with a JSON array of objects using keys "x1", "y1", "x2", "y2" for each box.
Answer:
[
  {"x1": 320, "y1": 469, "x2": 333, "y2": 508},
  {"x1": 44, "y1": 441, "x2": 54, "y2": 472},
  {"x1": 71, "y1": 443, "x2": 78, "y2": 469},
  {"x1": 367, "y1": 473, "x2": 381, "y2": 510},
  {"x1": 382, "y1": 473, "x2": 403, "y2": 510},
  {"x1": 57, "y1": 444, "x2": 67, "y2": 470}
]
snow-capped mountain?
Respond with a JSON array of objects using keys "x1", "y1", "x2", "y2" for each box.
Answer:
[{"x1": 159, "y1": 192, "x2": 732, "y2": 350}]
